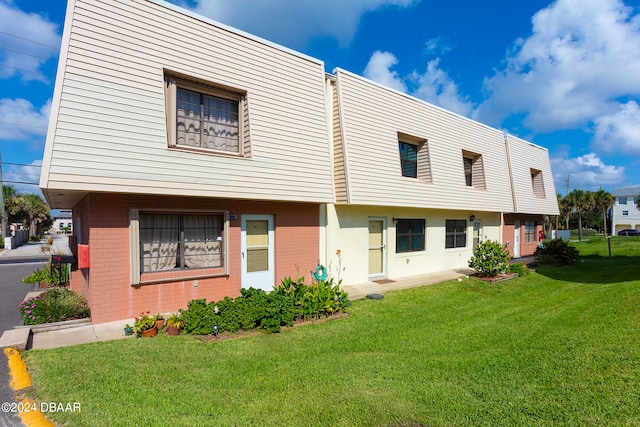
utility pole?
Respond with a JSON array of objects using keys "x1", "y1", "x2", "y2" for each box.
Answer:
[
  {"x1": 565, "y1": 175, "x2": 570, "y2": 195},
  {"x1": 0, "y1": 151, "x2": 6, "y2": 239}
]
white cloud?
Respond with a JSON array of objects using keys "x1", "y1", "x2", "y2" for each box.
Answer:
[
  {"x1": 185, "y1": 0, "x2": 418, "y2": 49},
  {"x1": 477, "y1": 0, "x2": 640, "y2": 132},
  {"x1": 363, "y1": 51, "x2": 407, "y2": 92},
  {"x1": 593, "y1": 101, "x2": 640, "y2": 156},
  {"x1": 0, "y1": 98, "x2": 51, "y2": 140},
  {"x1": 551, "y1": 152, "x2": 626, "y2": 191},
  {"x1": 363, "y1": 51, "x2": 474, "y2": 117},
  {"x1": 0, "y1": 1, "x2": 61, "y2": 83},
  {"x1": 411, "y1": 59, "x2": 474, "y2": 117}
]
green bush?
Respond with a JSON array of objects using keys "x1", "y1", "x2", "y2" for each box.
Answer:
[
  {"x1": 29, "y1": 235, "x2": 41, "y2": 242},
  {"x1": 534, "y1": 239, "x2": 579, "y2": 265},
  {"x1": 19, "y1": 288, "x2": 90, "y2": 325},
  {"x1": 181, "y1": 277, "x2": 350, "y2": 335},
  {"x1": 22, "y1": 264, "x2": 70, "y2": 286},
  {"x1": 507, "y1": 262, "x2": 531, "y2": 277},
  {"x1": 181, "y1": 299, "x2": 215, "y2": 335},
  {"x1": 468, "y1": 240, "x2": 510, "y2": 277}
]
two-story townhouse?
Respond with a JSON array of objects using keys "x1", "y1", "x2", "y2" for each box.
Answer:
[
  {"x1": 40, "y1": 0, "x2": 334, "y2": 323},
  {"x1": 41, "y1": 0, "x2": 559, "y2": 323},
  {"x1": 611, "y1": 185, "x2": 640, "y2": 234},
  {"x1": 321, "y1": 70, "x2": 558, "y2": 285}
]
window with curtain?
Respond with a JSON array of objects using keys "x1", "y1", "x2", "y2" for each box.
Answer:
[
  {"x1": 396, "y1": 219, "x2": 425, "y2": 253},
  {"x1": 139, "y1": 213, "x2": 224, "y2": 273},
  {"x1": 524, "y1": 220, "x2": 536, "y2": 242},
  {"x1": 445, "y1": 219, "x2": 467, "y2": 248},
  {"x1": 165, "y1": 74, "x2": 245, "y2": 155}
]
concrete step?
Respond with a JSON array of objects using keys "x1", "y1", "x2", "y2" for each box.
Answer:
[{"x1": 0, "y1": 328, "x2": 31, "y2": 351}]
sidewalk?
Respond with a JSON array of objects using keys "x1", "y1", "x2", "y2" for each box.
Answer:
[{"x1": 0, "y1": 234, "x2": 72, "y2": 261}]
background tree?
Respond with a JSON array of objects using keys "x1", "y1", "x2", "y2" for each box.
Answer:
[
  {"x1": 593, "y1": 189, "x2": 614, "y2": 236},
  {"x1": 559, "y1": 194, "x2": 573, "y2": 231},
  {"x1": 566, "y1": 189, "x2": 594, "y2": 241}
]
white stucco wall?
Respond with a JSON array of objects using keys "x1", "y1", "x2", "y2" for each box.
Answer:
[{"x1": 322, "y1": 204, "x2": 502, "y2": 285}]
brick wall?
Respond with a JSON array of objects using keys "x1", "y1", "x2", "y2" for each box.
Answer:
[
  {"x1": 70, "y1": 193, "x2": 320, "y2": 323},
  {"x1": 502, "y1": 214, "x2": 544, "y2": 258}
]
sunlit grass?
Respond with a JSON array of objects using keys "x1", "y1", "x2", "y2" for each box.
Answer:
[{"x1": 24, "y1": 245, "x2": 640, "y2": 426}]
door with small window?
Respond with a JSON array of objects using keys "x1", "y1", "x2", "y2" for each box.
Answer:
[
  {"x1": 368, "y1": 219, "x2": 386, "y2": 278},
  {"x1": 472, "y1": 220, "x2": 483, "y2": 250},
  {"x1": 241, "y1": 215, "x2": 274, "y2": 291},
  {"x1": 513, "y1": 220, "x2": 521, "y2": 258}
]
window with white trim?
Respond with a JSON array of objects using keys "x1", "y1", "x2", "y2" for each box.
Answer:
[
  {"x1": 164, "y1": 74, "x2": 247, "y2": 156},
  {"x1": 619, "y1": 197, "x2": 628, "y2": 205},
  {"x1": 622, "y1": 210, "x2": 629, "y2": 216}
]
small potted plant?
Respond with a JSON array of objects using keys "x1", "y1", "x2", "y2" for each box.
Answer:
[
  {"x1": 123, "y1": 324, "x2": 134, "y2": 336},
  {"x1": 134, "y1": 311, "x2": 157, "y2": 337},
  {"x1": 165, "y1": 312, "x2": 183, "y2": 336},
  {"x1": 153, "y1": 313, "x2": 165, "y2": 330}
]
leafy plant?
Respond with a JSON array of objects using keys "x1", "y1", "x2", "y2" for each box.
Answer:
[
  {"x1": 22, "y1": 264, "x2": 70, "y2": 286},
  {"x1": 182, "y1": 299, "x2": 215, "y2": 335},
  {"x1": 507, "y1": 262, "x2": 531, "y2": 277},
  {"x1": 166, "y1": 312, "x2": 183, "y2": 329},
  {"x1": 534, "y1": 239, "x2": 579, "y2": 265},
  {"x1": 468, "y1": 240, "x2": 510, "y2": 277},
  {"x1": 133, "y1": 312, "x2": 155, "y2": 334},
  {"x1": 19, "y1": 288, "x2": 90, "y2": 325}
]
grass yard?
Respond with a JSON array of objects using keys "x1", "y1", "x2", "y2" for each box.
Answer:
[{"x1": 24, "y1": 238, "x2": 640, "y2": 426}]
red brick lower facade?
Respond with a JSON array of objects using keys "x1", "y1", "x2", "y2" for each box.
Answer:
[
  {"x1": 502, "y1": 214, "x2": 545, "y2": 258},
  {"x1": 70, "y1": 193, "x2": 320, "y2": 324}
]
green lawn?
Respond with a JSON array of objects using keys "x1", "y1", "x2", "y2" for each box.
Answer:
[{"x1": 24, "y1": 238, "x2": 640, "y2": 426}]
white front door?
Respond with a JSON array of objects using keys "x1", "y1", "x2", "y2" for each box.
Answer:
[
  {"x1": 241, "y1": 215, "x2": 274, "y2": 291},
  {"x1": 368, "y1": 218, "x2": 386, "y2": 278},
  {"x1": 513, "y1": 220, "x2": 521, "y2": 258}
]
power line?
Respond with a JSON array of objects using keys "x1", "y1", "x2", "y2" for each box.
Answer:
[
  {"x1": 0, "y1": 30, "x2": 60, "y2": 51},
  {"x1": 1, "y1": 180, "x2": 39, "y2": 186},
  {"x1": 0, "y1": 46, "x2": 55, "y2": 61},
  {"x1": 0, "y1": 64, "x2": 50, "y2": 79}
]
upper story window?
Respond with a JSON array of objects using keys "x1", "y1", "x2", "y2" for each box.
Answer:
[
  {"x1": 397, "y1": 132, "x2": 432, "y2": 182},
  {"x1": 622, "y1": 210, "x2": 629, "y2": 216},
  {"x1": 530, "y1": 168, "x2": 546, "y2": 198},
  {"x1": 619, "y1": 197, "x2": 628, "y2": 205},
  {"x1": 398, "y1": 142, "x2": 418, "y2": 178},
  {"x1": 164, "y1": 74, "x2": 247, "y2": 156},
  {"x1": 462, "y1": 150, "x2": 486, "y2": 190}
]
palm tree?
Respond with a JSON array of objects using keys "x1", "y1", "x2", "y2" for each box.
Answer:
[
  {"x1": 558, "y1": 194, "x2": 573, "y2": 232},
  {"x1": 567, "y1": 189, "x2": 595, "y2": 241},
  {"x1": 14, "y1": 193, "x2": 51, "y2": 238},
  {"x1": 593, "y1": 189, "x2": 614, "y2": 236}
]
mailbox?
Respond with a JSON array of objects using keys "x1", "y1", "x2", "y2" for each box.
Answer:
[
  {"x1": 50, "y1": 255, "x2": 75, "y2": 286},
  {"x1": 78, "y1": 244, "x2": 90, "y2": 269}
]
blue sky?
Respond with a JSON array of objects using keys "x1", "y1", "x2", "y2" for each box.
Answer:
[{"x1": 2, "y1": 0, "x2": 640, "y2": 198}]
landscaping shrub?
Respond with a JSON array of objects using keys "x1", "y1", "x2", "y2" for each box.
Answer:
[
  {"x1": 181, "y1": 299, "x2": 215, "y2": 335},
  {"x1": 507, "y1": 262, "x2": 531, "y2": 277},
  {"x1": 181, "y1": 277, "x2": 350, "y2": 335},
  {"x1": 19, "y1": 288, "x2": 90, "y2": 325},
  {"x1": 468, "y1": 240, "x2": 510, "y2": 277},
  {"x1": 534, "y1": 238, "x2": 579, "y2": 265}
]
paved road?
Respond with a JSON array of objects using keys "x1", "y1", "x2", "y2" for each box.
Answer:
[{"x1": 0, "y1": 262, "x2": 42, "y2": 427}]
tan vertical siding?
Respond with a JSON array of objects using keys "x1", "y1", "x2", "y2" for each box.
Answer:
[
  {"x1": 41, "y1": 0, "x2": 333, "y2": 207},
  {"x1": 335, "y1": 69, "x2": 514, "y2": 212}
]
